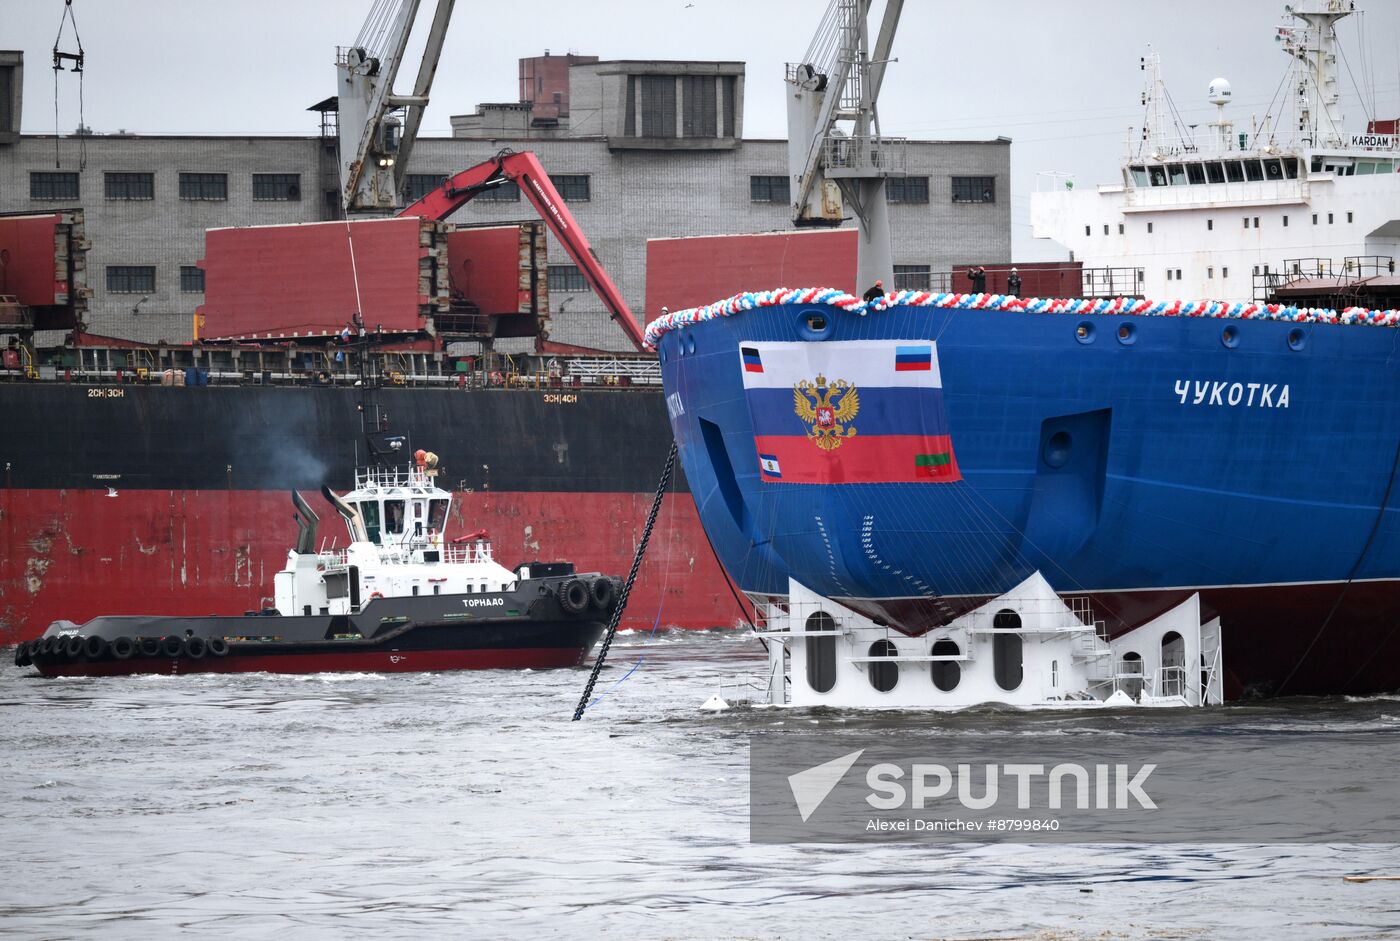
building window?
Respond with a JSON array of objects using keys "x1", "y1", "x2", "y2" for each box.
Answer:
[
  {"x1": 1243, "y1": 217, "x2": 1250, "y2": 229},
  {"x1": 30, "y1": 171, "x2": 79, "y2": 200},
  {"x1": 749, "y1": 175, "x2": 789, "y2": 203},
  {"x1": 1147, "y1": 222, "x2": 1154, "y2": 233},
  {"x1": 886, "y1": 176, "x2": 930, "y2": 204},
  {"x1": 106, "y1": 265, "x2": 155, "y2": 294},
  {"x1": 252, "y1": 173, "x2": 301, "y2": 201},
  {"x1": 1207, "y1": 267, "x2": 1214, "y2": 279},
  {"x1": 950, "y1": 175, "x2": 995, "y2": 203},
  {"x1": 1283, "y1": 214, "x2": 1289, "y2": 227},
  {"x1": 1347, "y1": 211, "x2": 1353, "y2": 223},
  {"x1": 477, "y1": 180, "x2": 520, "y2": 202},
  {"x1": 179, "y1": 172, "x2": 228, "y2": 201},
  {"x1": 180, "y1": 266, "x2": 205, "y2": 293},
  {"x1": 1222, "y1": 266, "x2": 1229, "y2": 278},
  {"x1": 404, "y1": 174, "x2": 441, "y2": 202},
  {"x1": 681, "y1": 74, "x2": 718, "y2": 137},
  {"x1": 105, "y1": 172, "x2": 153, "y2": 200},
  {"x1": 893, "y1": 264, "x2": 931, "y2": 291},
  {"x1": 1084, "y1": 225, "x2": 1091, "y2": 236},
  {"x1": 637, "y1": 75, "x2": 677, "y2": 137},
  {"x1": 1253, "y1": 216, "x2": 1260, "y2": 228},
  {"x1": 1176, "y1": 268, "x2": 1182, "y2": 280},
  {"x1": 1327, "y1": 212, "x2": 1334, "y2": 224},
  {"x1": 1313, "y1": 213, "x2": 1319, "y2": 225},
  {"x1": 547, "y1": 264, "x2": 587, "y2": 292},
  {"x1": 554, "y1": 174, "x2": 590, "y2": 202},
  {"x1": 1118, "y1": 223, "x2": 1124, "y2": 235},
  {"x1": 1103, "y1": 224, "x2": 1110, "y2": 235},
  {"x1": 1207, "y1": 218, "x2": 1213, "y2": 230},
  {"x1": 1167, "y1": 270, "x2": 1173, "y2": 281}
]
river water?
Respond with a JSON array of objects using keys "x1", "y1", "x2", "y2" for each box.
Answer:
[{"x1": 4, "y1": 629, "x2": 1399, "y2": 940}]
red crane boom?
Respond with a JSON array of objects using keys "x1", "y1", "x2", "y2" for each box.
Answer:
[{"x1": 399, "y1": 151, "x2": 647, "y2": 352}]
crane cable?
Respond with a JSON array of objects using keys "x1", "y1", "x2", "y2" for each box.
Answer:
[
  {"x1": 572, "y1": 442, "x2": 677, "y2": 721},
  {"x1": 52, "y1": 0, "x2": 86, "y2": 170}
]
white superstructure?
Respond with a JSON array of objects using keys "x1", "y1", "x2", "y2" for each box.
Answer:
[
  {"x1": 1031, "y1": 1, "x2": 1400, "y2": 304},
  {"x1": 273, "y1": 455, "x2": 517, "y2": 619}
]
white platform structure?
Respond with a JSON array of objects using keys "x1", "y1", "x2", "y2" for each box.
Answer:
[{"x1": 737, "y1": 573, "x2": 1223, "y2": 710}]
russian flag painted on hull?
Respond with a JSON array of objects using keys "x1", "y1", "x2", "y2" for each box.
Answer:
[{"x1": 738, "y1": 340, "x2": 960, "y2": 484}]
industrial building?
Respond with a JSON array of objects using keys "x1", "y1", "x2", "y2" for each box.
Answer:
[{"x1": 0, "y1": 51, "x2": 1011, "y2": 350}]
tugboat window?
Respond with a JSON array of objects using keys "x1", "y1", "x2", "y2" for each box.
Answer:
[
  {"x1": 930, "y1": 639, "x2": 961, "y2": 691},
  {"x1": 868, "y1": 640, "x2": 899, "y2": 692},
  {"x1": 1225, "y1": 161, "x2": 1245, "y2": 182},
  {"x1": 385, "y1": 500, "x2": 406, "y2": 535},
  {"x1": 1244, "y1": 160, "x2": 1264, "y2": 182},
  {"x1": 361, "y1": 501, "x2": 381, "y2": 543},
  {"x1": 1186, "y1": 163, "x2": 1205, "y2": 185},
  {"x1": 428, "y1": 499, "x2": 449, "y2": 534},
  {"x1": 1166, "y1": 164, "x2": 1185, "y2": 186},
  {"x1": 805, "y1": 611, "x2": 837, "y2": 693},
  {"x1": 1205, "y1": 162, "x2": 1225, "y2": 183}
]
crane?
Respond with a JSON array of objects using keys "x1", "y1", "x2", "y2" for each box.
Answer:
[
  {"x1": 337, "y1": 0, "x2": 455, "y2": 213},
  {"x1": 333, "y1": 1, "x2": 646, "y2": 350},
  {"x1": 786, "y1": 0, "x2": 905, "y2": 291},
  {"x1": 399, "y1": 151, "x2": 647, "y2": 352}
]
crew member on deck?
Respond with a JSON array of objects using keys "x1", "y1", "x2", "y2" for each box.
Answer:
[
  {"x1": 969, "y1": 266, "x2": 987, "y2": 293},
  {"x1": 862, "y1": 279, "x2": 885, "y2": 302},
  {"x1": 1007, "y1": 267, "x2": 1022, "y2": 295}
]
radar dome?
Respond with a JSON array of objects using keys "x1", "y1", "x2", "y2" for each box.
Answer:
[{"x1": 1208, "y1": 78, "x2": 1232, "y2": 106}]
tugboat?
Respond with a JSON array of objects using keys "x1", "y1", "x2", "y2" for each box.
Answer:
[
  {"x1": 12, "y1": 319, "x2": 618, "y2": 678},
  {"x1": 13, "y1": 446, "x2": 617, "y2": 678}
]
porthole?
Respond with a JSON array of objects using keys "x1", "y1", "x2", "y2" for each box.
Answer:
[
  {"x1": 930, "y1": 639, "x2": 961, "y2": 692},
  {"x1": 805, "y1": 611, "x2": 837, "y2": 693},
  {"x1": 1042, "y1": 430, "x2": 1072, "y2": 469},
  {"x1": 1075, "y1": 321, "x2": 1095, "y2": 344},
  {"x1": 1116, "y1": 321, "x2": 1137, "y2": 345},
  {"x1": 1221, "y1": 325, "x2": 1240, "y2": 349},
  {"x1": 1287, "y1": 327, "x2": 1307, "y2": 351},
  {"x1": 867, "y1": 639, "x2": 899, "y2": 692},
  {"x1": 993, "y1": 608, "x2": 1022, "y2": 631},
  {"x1": 797, "y1": 308, "x2": 835, "y2": 341}
]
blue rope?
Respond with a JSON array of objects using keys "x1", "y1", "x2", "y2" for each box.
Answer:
[{"x1": 583, "y1": 600, "x2": 666, "y2": 711}]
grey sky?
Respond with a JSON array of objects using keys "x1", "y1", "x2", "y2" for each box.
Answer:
[{"x1": 6, "y1": 0, "x2": 1398, "y2": 259}]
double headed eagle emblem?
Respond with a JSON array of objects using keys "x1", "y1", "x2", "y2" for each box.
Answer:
[{"x1": 793, "y1": 374, "x2": 859, "y2": 451}]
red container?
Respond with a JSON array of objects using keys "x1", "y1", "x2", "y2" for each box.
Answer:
[{"x1": 199, "y1": 216, "x2": 448, "y2": 341}]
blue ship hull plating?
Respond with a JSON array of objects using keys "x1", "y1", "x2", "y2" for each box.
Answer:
[{"x1": 657, "y1": 303, "x2": 1400, "y2": 697}]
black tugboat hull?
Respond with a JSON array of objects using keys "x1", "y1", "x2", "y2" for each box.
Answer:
[{"x1": 17, "y1": 577, "x2": 612, "y2": 677}]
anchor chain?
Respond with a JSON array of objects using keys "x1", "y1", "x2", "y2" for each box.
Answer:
[{"x1": 572, "y1": 441, "x2": 677, "y2": 720}]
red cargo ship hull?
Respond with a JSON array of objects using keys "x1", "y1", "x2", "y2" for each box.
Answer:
[{"x1": 0, "y1": 488, "x2": 732, "y2": 645}]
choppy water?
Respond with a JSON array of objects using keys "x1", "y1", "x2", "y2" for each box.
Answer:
[{"x1": 4, "y1": 629, "x2": 1400, "y2": 940}]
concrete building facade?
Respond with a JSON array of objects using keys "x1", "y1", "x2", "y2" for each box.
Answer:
[{"x1": 0, "y1": 54, "x2": 1011, "y2": 351}]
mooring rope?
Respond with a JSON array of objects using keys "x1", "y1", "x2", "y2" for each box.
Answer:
[{"x1": 571, "y1": 441, "x2": 677, "y2": 721}]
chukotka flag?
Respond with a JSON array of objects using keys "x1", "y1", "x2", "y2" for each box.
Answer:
[{"x1": 739, "y1": 340, "x2": 960, "y2": 484}]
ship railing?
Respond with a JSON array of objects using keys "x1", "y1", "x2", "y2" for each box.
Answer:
[
  {"x1": 440, "y1": 542, "x2": 493, "y2": 565},
  {"x1": 353, "y1": 466, "x2": 436, "y2": 490},
  {"x1": 1156, "y1": 665, "x2": 1187, "y2": 699}
]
